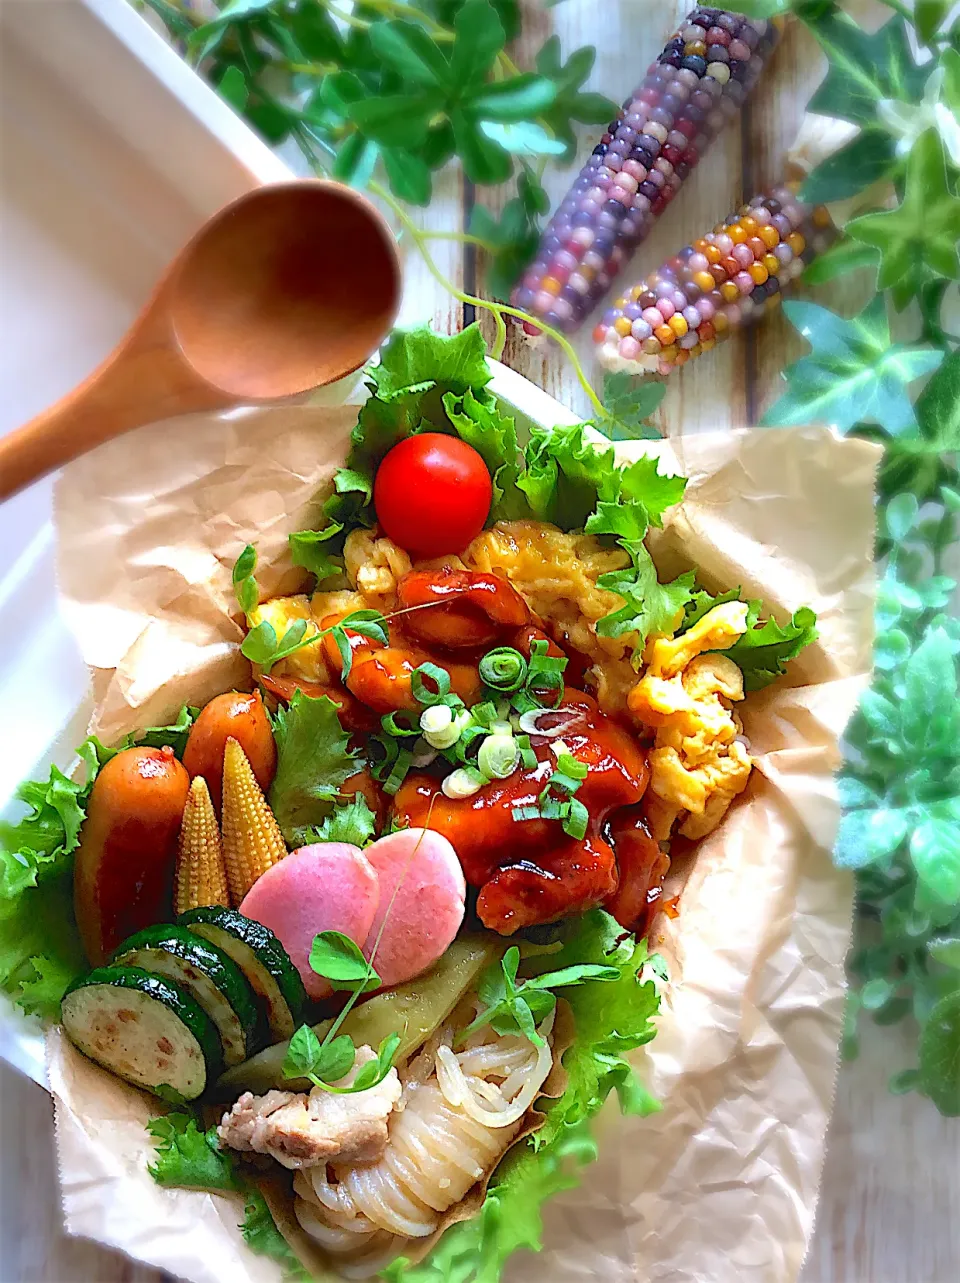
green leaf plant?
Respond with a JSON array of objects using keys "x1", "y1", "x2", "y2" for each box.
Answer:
[{"x1": 743, "y1": 0, "x2": 960, "y2": 1114}]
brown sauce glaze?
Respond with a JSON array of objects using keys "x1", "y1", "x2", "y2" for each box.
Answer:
[{"x1": 392, "y1": 691, "x2": 653, "y2": 933}]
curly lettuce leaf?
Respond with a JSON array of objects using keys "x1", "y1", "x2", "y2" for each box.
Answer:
[
  {"x1": 148, "y1": 1115, "x2": 307, "y2": 1278},
  {"x1": 147, "y1": 1114, "x2": 240, "y2": 1191},
  {"x1": 388, "y1": 910, "x2": 662, "y2": 1283},
  {"x1": 724, "y1": 604, "x2": 819, "y2": 692},
  {"x1": 269, "y1": 692, "x2": 359, "y2": 843},
  {"x1": 518, "y1": 422, "x2": 616, "y2": 529},
  {"x1": 293, "y1": 796, "x2": 378, "y2": 848},
  {"x1": 596, "y1": 546, "x2": 696, "y2": 658},
  {"x1": 679, "y1": 586, "x2": 820, "y2": 691},
  {"x1": 240, "y1": 1190, "x2": 309, "y2": 1280},
  {"x1": 442, "y1": 388, "x2": 529, "y2": 520}
]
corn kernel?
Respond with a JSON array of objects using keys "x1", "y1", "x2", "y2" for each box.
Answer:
[
  {"x1": 614, "y1": 316, "x2": 632, "y2": 337},
  {"x1": 760, "y1": 224, "x2": 780, "y2": 249},
  {"x1": 763, "y1": 253, "x2": 780, "y2": 276},
  {"x1": 787, "y1": 232, "x2": 806, "y2": 256},
  {"x1": 655, "y1": 323, "x2": 677, "y2": 346},
  {"x1": 693, "y1": 270, "x2": 716, "y2": 293},
  {"x1": 669, "y1": 313, "x2": 689, "y2": 338},
  {"x1": 175, "y1": 776, "x2": 230, "y2": 916},
  {"x1": 728, "y1": 223, "x2": 747, "y2": 244},
  {"x1": 221, "y1": 738, "x2": 288, "y2": 903},
  {"x1": 720, "y1": 281, "x2": 740, "y2": 302},
  {"x1": 749, "y1": 262, "x2": 769, "y2": 285}
]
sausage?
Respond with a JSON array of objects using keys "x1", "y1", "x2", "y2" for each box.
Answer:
[
  {"x1": 73, "y1": 746, "x2": 190, "y2": 965},
  {"x1": 182, "y1": 691, "x2": 276, "y2": 813}
]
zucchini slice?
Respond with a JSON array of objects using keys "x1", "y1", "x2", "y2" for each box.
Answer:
[
  {"x1": 111, "y1": 925, "x2": 259, "y2": 1067},
  {"x1": 178, "y1": 907, "x2": 306, "y2": 1043},
  {"x1": 61, "y1": 966, "x2": 220, "y2": 1100}
]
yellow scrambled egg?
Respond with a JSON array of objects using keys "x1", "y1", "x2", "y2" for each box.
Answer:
[
  {"x1": 627, "y1": 602, "x2": 754, "y2": 840},
  {"x1": 463, "y1": 520, "x2": 639, "y2": 712}
]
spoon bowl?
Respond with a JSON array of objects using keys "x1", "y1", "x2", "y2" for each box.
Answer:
[
  {"x1": 170, "y1": 182, "x2": 401, "y2": 399},
  {"x1": 0, "y1": 180, "x2": 401, "y2": 500}
]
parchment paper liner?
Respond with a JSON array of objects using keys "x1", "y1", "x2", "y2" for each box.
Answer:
[{"x1": 43, "y1": 402, "x2": 879, "y2": 1283}]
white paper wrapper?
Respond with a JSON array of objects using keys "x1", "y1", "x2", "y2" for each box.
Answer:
[{"x1": 43, "y1": 400, "x2": 879, "y2": 1283}]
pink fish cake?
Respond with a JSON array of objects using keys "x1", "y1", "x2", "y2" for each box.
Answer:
[
  {"x1": 363, "y1": 828, "x2": 466, "y2": 988},
  {"x1": 240, "y1": 843, "x2": 379, "y2": 999}
]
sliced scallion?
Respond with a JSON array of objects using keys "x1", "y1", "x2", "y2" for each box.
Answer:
[{"x1": 478, "y1": 733, "x2": 520, "y2": 781}]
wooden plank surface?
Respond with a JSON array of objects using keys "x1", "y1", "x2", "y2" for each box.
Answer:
[{"x1": 4, "y1": 3, "x2": 958, "y2": 1282}]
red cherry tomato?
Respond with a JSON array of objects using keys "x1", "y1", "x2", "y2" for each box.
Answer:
[{"x1": 374, "y1": 433, "x2": 493, "y2": 556}]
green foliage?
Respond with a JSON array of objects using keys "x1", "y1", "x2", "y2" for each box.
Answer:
[
  {"x1": 141, "y1": 0, "x2": 615, "y2": 292},
  {"x1": 268, "y1": 691, "x2": 360, "y2": 843},
  {"x1": 147, "y1": 1114, "x2": 306, "y2": 1277},
  {"x1": 759, "y1": 1, "x2": 960, "y2": 1114},
  {"x1": 386, "y1": 911, "x2": 661, "y2": 1283},
  {"x1": 0, "y1": 711, "x2": 198, "y2": 1020},
  {"x1": 762, "y1": 297, "x2": 943, "y2": 435},
  {"x1": 147, "y1": 1114, "x2": 241, "y2": 1191}
]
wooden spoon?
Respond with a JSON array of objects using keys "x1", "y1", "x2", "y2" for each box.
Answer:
[{"x1": 0, "y1": 180, "x2": 401, "y2": 500}]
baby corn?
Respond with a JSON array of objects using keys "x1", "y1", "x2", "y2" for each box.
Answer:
[
  {"x1": 221, "y1": 737, "x2": 287, "y2": 903},
  {"x1": 175, "y1": 776, "x2": 230, "y2": 915}
]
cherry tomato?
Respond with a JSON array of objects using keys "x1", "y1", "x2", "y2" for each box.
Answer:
[{"x1": 373, "y1": 433, "x2": 492, "y2": 556}]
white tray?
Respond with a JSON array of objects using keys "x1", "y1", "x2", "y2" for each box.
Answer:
[{"x1": 0, "y1": 0, "x2": 576, "y2": 1086}]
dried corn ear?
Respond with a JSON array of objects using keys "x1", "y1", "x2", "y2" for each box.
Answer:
[
  {"x1": 511, "y1": 7, "x2": 781, "y2": 335},
  {"x1": 174, "y1": 775, "x2": 230, "y2": 914},
  {"x1": 594, "y1": 186, "x2": 837, "y2": 374},
  {"x1": 221, "y1": 737, "x2": 287, "y2": 903}
]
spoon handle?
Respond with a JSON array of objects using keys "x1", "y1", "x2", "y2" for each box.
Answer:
[{"x1": 0, "y1": 322, "x2": 231, "y2": 501}]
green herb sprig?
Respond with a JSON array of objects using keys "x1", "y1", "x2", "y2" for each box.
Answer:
[
  {"x1": 282, "y1": 930, "x2": 401, "y2": 1092},
  {"x1": 232, "y1": 544, "x2": 389, "y2": 674},
  {"x1": 458, "y1": 942, "x2": 620, "y2": 1047}
]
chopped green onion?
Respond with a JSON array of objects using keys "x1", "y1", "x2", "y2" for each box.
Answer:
[
  {"x1": 442, "y1": 766, "x2": 487, "y2": 800},
  {"x1": 411, "y1": 663, "x2": 452, "y2": 705},
  {"x1": 563, "y1": 798, "x2": 589, "y2": 840},
  {"x1": 383, "y1": 748, "x2": 414, "y2": 796},
  {"x1": 540, "y1": 797, "x2": 570, "y2": 821},
  {"x1": 381, "y1": 709, "x2": 421, "y2": 738},
  {"x1": 548, "y1": 771, "x2": 582, "y2": 796},
  {"x1": 512, "y1": 804, "x2": 541, "y2": 822},
  {"x1": 556, "y1": 753, "x2": 587, "y2": 781},
  {"x1": 453, "y1": 722, "x2": 488, "y2": 764},
  {"x1": 478, "y1": 734, "x2": 520, "y2": 781},
  {"x1": 410, "y1": 737, "x2": 438, "y2": 768},
  {"x1": 368, "y1": 734, "x2": 399, "y2": 781},
  {"x1": 471, "y1": 701, "x2": 499, "y2": 728},
  {"x1": 517, "y1": 734, "x2": 537, "y2": 769},
  {"x1": 479, "y1": 647, "x2": 528, "y2": 692}
]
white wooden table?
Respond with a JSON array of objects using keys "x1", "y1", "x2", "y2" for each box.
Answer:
[{"x1": 2, "y1": 2, "x2": 958, "y2": 1280}]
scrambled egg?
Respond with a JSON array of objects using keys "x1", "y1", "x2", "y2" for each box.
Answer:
[
  {"x1": 628, "y1": 602, "x2": 754, "y2": 840},
  {"x1": 463, "y1": 520, "x2": 638, "y2": 712},
  {"x1": 342, "y1": 529, "x2": 412, "y2": 611}
]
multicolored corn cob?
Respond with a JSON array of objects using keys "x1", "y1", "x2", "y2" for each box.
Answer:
[
  {"x1": 593, "y1": 185, "x2": 836, "y2": 375},
  {"x1": 510, "y1": 7, "x2": 781, "y2": 335},
  {"x1": 221, "y1": 737, "x2": 288, "y2": 904},
  {"x1": 175, "y1": 775, "x2": 230, "y2": 915}
]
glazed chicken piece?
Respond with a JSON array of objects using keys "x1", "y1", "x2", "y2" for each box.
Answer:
[
  {"x1": 603, "y1": 809, "x2": 670, "y2": 937},
  {"x1": 318, "y1": 612, "x2": 483, "y2": 714},
  {"x1": 392, "y1": 691, "x2": 650, "y2": 933},
  {"x1": 217, "y1": 1048, "x2": 401, "y2": 1170},
  {"x1": 396, "y1": 567, "x2": 530, "y2": 649}
]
